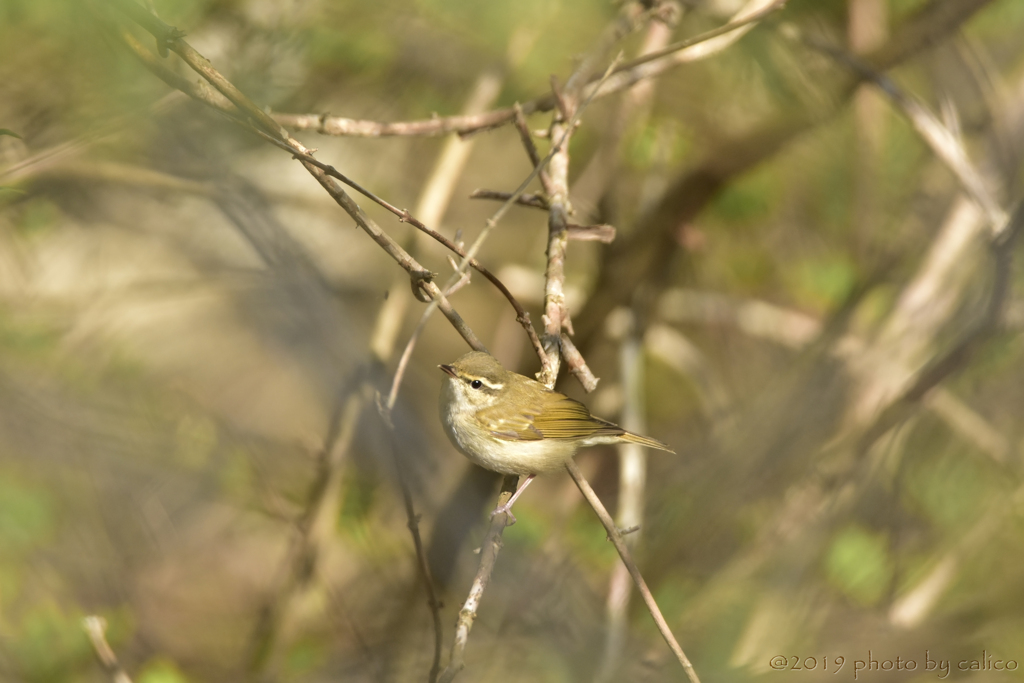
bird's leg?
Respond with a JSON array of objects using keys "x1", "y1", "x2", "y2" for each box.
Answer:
[{"x1": 490, "y1": 474, "x2": 535, "y2": 526}]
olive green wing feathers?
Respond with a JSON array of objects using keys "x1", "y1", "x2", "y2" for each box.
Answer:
[
  {"x1": 478, "y1": 391, "x2": 675, "y2": 452},
  {"x1": 530, "y1": 395, "x2": 626, "y2": 440},
  {"x1": 477, "y1": 393, "x2": 624, "y2": 442}
]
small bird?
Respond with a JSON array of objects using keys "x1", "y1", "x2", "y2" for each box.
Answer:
[{"x1": 439, "y1": 351, "x2": 674, "y2": 523}]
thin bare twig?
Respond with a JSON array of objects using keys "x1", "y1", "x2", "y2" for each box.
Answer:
[
  {"x1": 469, "y1": 189, "x2": 549, "y2": 210},
  {"x1": 537, "y1": 55, "x2": 625, "y2": 388},
  {"x1": 437, "y1": 475, "x2": 519, "y2": 683},
  {"x1": 384, "y1": 47, "x2": 621, "y2": 409},
  {"x1": 382, "y1": 151, "x2": 554, "y2": 410},
  {"x1": 83, "y1": 616, "x2": 134, "y2": 683},
  {"x1": 565, "y1": 461, "x2": 700, "y2": 683},
  {"x1": 258, "y1": 132, "x2": 544, "y2": 358},
  {"x1": 612, "y1": 0, "x2": 787, "y2": 75},
  {"x1": 512, "y1": 102, "x2": 554, "y2": 196},
  {"x1": 559, "y1": 333, "x2": 599, "y2": 391},
  {"x1": 272, "y1": 1, "x2": 787, "y2": 140},
  {"x1": 567, "y1": 223, "x2": 618, "y2": 242},
  {"x1": 106, "y1": 2, "x2": 488, "y2": 353}
]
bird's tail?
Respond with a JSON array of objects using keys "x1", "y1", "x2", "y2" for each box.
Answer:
[{"x1": 621, "y1": 430, "x2": 675, "y2": 453}]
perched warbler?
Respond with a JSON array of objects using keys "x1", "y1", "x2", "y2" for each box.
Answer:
[{"x1": 439, "y1": 351, "x2": 673, "y2": 523}]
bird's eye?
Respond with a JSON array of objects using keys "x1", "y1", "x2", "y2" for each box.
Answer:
[{"x1": 470, "y1": 379, "x2": 483, "y2": 389}]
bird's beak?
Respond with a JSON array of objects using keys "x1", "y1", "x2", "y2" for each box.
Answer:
[{"x1": 438, "y1": 364, "x2": 457, "y2": 378}]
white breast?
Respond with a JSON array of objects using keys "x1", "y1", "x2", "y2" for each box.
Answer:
[{"x1": 439, "y1": 377, "x2": 577, "y2": 476}]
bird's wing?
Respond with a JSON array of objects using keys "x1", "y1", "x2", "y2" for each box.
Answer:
[
  {"x1": 531, "y1": 395, "x2": 625, "y2": 440},
  {"x1": 478, "y1": 393, "x2": 624, "y2": 441},
  {"x1": 476, "y1": 402, "x2": 545, "y2": 441}
]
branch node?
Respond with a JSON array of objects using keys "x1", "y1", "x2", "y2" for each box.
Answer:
[
  {"x1": 609, "y1": 524, "x2": 641, "y2": 540},
  {"x1": 407, "y1": 269, "x2": 437, "y2": 302}
]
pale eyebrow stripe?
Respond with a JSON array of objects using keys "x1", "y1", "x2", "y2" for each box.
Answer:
[{"x1": 466, "y1": 376, "x2": 504, "y2": 390}]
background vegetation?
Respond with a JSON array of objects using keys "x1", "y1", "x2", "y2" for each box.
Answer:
[{"x1": 1, "y1": 0, "x2": 1024, "y2": 681}]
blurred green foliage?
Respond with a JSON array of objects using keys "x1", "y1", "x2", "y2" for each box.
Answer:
[{"x1": 825, "y1": 525, "x2": 893, "y2": 606}]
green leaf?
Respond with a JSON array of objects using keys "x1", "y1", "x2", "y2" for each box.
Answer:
[{"x1": 0, "y1": 128, "x2": 22, "y2": 139}]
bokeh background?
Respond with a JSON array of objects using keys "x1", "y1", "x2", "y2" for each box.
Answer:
[{"x1": 2, "y1": 0, "x2": 1024, "y2": 681}]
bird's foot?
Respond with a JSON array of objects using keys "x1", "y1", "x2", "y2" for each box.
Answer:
[{"x1": 490, "y1": 503, "x2": 517, "y2": 526}]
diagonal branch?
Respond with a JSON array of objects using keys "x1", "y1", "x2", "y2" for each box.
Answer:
[
  {"x1": 573, "y1": 0, "x2": 997, "y2": 348},
  {"x1": 104, "y1": 1, "x2": 488, "y2": 352},
  {"x1": 856, "y1": 199, "x2": 1024, "y2": 453},
  {"x1": 83, "y1": 616, "x2": 134, "y2": 683},
  {"x1": 798, "y1": 31, "x2": 1008, "y2": 234},
  {"x1": 566, "y1": 462, "x2": 701, "y2": 683}
]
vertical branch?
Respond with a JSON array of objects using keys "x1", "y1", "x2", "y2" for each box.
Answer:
[
  {"x1": 597, "y1": 310, "x2": 649, "y2": 681},
  {"x1": 372, "y1": 66, "x2": 506, "y2": 362},
  {"x1": 374, "y1": 66, "x2": 515, "y2": 683},
  {"x1": 537, "y1": 50, "x2": 626, "y2": 387},
  {"x1": 246, "y1": 61, "x2": 511, "y2": 679},
  {"x1": 848, "y1": 0, "x2": 889, "y2": 265},
  {"x1": 539, "y1": 112, "x2": 573, "y2": 388},
  {"x1": 437, "y1": 475, "x2": 519, "y2": 683}
]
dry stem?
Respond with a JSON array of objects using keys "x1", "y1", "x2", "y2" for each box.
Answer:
[
  {"x1": 107, "y1": 2, "x2": 488, "y2": 353},
  {"x1": 83, "y1": 616, "x2": 133, "y2": 683},
  {"x1": 272, "y1": 2, "x2": 787, "y2": 140},
  {"x1": 566, "y1": 462, "x2": 701, "y2": 683}
]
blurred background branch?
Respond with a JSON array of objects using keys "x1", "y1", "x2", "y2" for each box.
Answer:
[{"x1": 2, "y1": 0, "x2": 1024, "y2": 681}]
